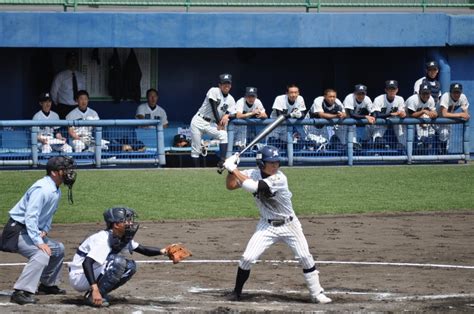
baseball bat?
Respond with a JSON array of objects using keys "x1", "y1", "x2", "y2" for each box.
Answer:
[
  {"x1": 238, "y1": 114, "x2": 287, "y2": 156},
  {"x1": 217, "y1": 115, "x2": 287, "y2": 174}
]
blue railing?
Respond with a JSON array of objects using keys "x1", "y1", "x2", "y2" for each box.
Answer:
[
  {"x1": 0, "y1": 119, "x2": 165, "y2": 167},
  {"x1": 227, "y1": 117, "x2": 470, "y2": 166}
]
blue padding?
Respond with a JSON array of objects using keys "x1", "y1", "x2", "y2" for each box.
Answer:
[{"x1": 0, "y1": 130, "x2": 30, "y2": 149}]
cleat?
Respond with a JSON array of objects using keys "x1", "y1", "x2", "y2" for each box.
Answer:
[
  {"x1": 10, "y1": 290, "x2": 36, "y2": 305},
  {"x1": 37, "y1": 283, "x2": 66, "y2": 295},
  {"x1": 311, "y1": 293, "x2": 332, "y2": 304},
  {"x1": 225, "y1": 290, "x2": 241, "y2": 302}
]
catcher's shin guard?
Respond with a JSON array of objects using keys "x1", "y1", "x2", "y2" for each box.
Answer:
[{"x1": 98, "y1": 254, "x2": 136, "y2": 295}]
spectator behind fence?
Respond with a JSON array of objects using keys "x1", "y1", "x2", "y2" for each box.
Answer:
[
  {"x1": 66, "y1": 90, "x2": 109, "y2": 153},
  {"x1": 50, "y1": 52, "x2": 86, "y2": 119},
  {"x1": 32, "y1": 92, "x2": 72, "y2": 154},
  {"x1": 269, "y1": 84, "x2": 306, "y2": 143},
  {"x1": 135, "y1": 88, "x2": 168, "y2": 128},
  {"x1": 406, "y1": 83, "x2": 437, "y2": 147},
  {"x1": 190, "y1": 73, "x2": 235, "y2": 169},
  {"x1": 413, "y1": 60, "x2": 441, "y2": 104},
  {"x1": 368, "y1": 80, "x2": 407, "y2": 149},
  {"x1": 233, "y1": 87, "x2": 267, "y2": 149},
  {"x1": 435, "y1": 83, "x2": 470, "y2": 154},
  {"x1": 304, "y1": 88, "x2": 346, "y2": 150},
  {"x1": 341, "y1": 84, "x2": 374, "y2": 148}
]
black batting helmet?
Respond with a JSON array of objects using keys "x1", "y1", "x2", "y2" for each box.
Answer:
[{"x1": 103, "y1": 207, "x2": 137, "y2": 229}]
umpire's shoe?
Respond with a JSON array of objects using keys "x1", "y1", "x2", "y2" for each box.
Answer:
[
  {"x1": 11, "y1": 290, "x2": 37, "y2": 305},
  {"x1": 37, "y1": 283, "x2": 67, "y2": 295}
]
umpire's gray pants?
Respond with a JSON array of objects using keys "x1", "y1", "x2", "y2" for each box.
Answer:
[{"x1": 14, "y1": 231, "x2": 65, "y2": 294}]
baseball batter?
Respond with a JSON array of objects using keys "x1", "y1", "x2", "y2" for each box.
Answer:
[
  {"x1": 32, "y1": 92, "x2": 72, "y2": 154},
  {"x1": 269, "y1": 84, "x2": 306, "y2": 142},
  {"x1": 222, "y1": 146, "x2": 332, "y2": 304},
  {"x1": 233, "y1": 87, "x2": 267, "y2": 148},
  {"x1": 436, "y1": 83, "x2": 470, "y2": 154},
  {"x1": 69, "y1": 207, "x2": 168, "y2": 307},
  {"x1": 369, "y1": 80, "x2": 407, "y2": 148},
  {"x1": 190, "y1": 74, "x2": 235, "y2": 168}
]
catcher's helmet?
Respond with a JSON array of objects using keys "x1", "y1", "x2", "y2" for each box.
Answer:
[
  {"x1": 103, "y1": 207, "x2": 137, "y2": 229},
  {"x1": 256, "y1": 145, "x2": 280, "y2": 169}
]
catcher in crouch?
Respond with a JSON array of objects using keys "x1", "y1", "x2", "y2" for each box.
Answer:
[{"x1": 68, "y1": 207, "x2": 191, "y2": 307}]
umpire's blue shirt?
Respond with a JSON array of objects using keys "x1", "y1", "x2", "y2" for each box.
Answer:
[{"x1": 9, "y1": 176, "x2": 61, "y2": 246}]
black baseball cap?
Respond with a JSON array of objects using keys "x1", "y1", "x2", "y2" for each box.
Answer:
[
  {"x1": 245, "y1": 87, "x2": 258, "y2": 97},
  {"x1": 385, "y1": 80, "x2": 398, "y2": 89},
  {"x1": 39, "y1": 92, "x2": 52, "y2": 102},
  {"x1": 419, "y1": 83, "x2": 431, "y2": 94},
  {"x1": 219, "y1": 73, "x2": 232, "y2": 84},
  {"x1": 450, "y1": 83, "x2": 463, "y2": 93},
  {"x1": 425, "y1": 60, "x2": 439, "y2": 70},
  {"x1": 354, "y1": 84, "x2": 367, "y2": 94}
]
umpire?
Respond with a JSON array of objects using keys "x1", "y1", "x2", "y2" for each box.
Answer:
[{"x1": 0, "y1": 156, "x2": 76, "y2": 305}]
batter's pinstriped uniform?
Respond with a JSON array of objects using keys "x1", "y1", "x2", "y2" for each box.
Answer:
[{"x1": 238, "y1": 168, "x2": 315, "y2": 270}]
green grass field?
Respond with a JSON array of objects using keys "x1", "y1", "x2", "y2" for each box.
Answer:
[{"x1": 1, "y1": 165, "x2": 473, "y2": 224}]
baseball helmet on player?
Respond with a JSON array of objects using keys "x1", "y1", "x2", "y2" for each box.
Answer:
[
  {"x1": 103, "y1": 207, "x2": 138, "y2": 229},
  {"x1": 256, "y1": 145, "x2": 280, "y2": 169}
]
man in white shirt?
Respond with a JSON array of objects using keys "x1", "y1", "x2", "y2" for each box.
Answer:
[
  {"x1": 135, "y1": 88, "x2": 168, "y2": 128},
  {"x1": 50, "y1": 52, "x2": 86, "y2": 119}
]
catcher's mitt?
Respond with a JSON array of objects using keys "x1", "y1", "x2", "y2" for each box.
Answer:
[{"x1": 165, "y1": 243, "x2": 192, "y2": 264}]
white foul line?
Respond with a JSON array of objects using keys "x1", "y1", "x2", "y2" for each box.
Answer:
[{"x1": 0, "y1": 259, "x2": 473, "y2": 270}]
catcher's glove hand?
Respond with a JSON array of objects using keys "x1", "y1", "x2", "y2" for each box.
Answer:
[{"x1": 165, "y1": 243, "x2": 192, "y2": 264}]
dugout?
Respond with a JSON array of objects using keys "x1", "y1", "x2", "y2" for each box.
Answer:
[{"x1": 0, "y1": 11, "x2": 473, "y2": 153}]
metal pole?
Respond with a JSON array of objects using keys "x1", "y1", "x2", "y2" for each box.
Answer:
[
  {"x1": 95, "y1": 127, "x2": 102, "y2": 168},
  {"x1": 227, "y1": 122, "x2": 235, "y2": 159},
  {"x1": 157, "y1": 122, "x2": 165, "y2": 166},
  {"x1": 347, "y1": 125, "x2": 354, "y2": 166},
  {"x1": 287, "y1": 127, "x2": 294, "y2": 167},
  {"x1": 31, "y1": 127, "x2": 38, "y2": 168},
  {"x1": 463, "y1": 120, "x2": 470, "y2": 163},
  {"x1": 407, "y1": 125, "x2": 414, "y2": 164}
]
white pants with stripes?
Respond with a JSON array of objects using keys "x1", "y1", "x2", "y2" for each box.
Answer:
[
  {"x1": 239, "y1": 217, "x2": 315, "y2": 270},
  {"x1": 190, "y1": 114, "x2": 228, "y2": 158}
]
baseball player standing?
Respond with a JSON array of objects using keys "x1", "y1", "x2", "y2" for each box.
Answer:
[
  {"x1": 233, "y1": 87, "x2": 267, "y2": 149},
  {"x1": 435, "y1": 83, "x2": 470, "y2": 154},
  {"x1": 413, "y1": 61, "x2": 441, "y2": 104},
  {"x1": 68, "y1": 207, "x2": 168, "y2": 307},
  {"x1": 222, "y1": 146, "x2": 332, "y2": 304},
  {"x1": 303, "y1": 89, "x2": 346, "y2": 149},
  {"x1": 369, "y1": 80, "x2": 407, "y2": 149},
  {"x1": 341, "y1": 84, "x2": 374, "y2": 148},
  {"x1": 190, "y1": 74, "x2": 235, "y2": 169},
  {"x1": 406, "y1": 83, "x2": 438, "y2": 150},
  {"x1": 268, "y1": 84, "x2": 306, "y2": 143}
]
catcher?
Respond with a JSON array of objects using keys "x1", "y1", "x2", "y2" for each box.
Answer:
[{"x1": 68, "y1": 207, "x2": 191, "y2": 307}]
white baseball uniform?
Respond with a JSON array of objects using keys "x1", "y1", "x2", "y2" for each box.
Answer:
[
  {"x1": 233, "y1": 97, "x2": 266, "y2": 147},
  {"x1": 32, "y1": 110, "x2": 72, "y2": 153},
  {"x1": 304, "y1": 96, "x2": 344, "y2": 148},
  {"x1": 436, "y1": 92, "x2": 470, "y2": 144},
  {"x1": 413, "y1": 77, "x2": 441, "y2": 103},
  {"x1": 66, "y1": 107, "x2": 109, "y2": 152},
  {"x1": 190, "y1": 87, "x2": 235, "y2": 158},
  {"x1": 135, "y1": 103, "x2": 168, "y2": 126},
  {"x1": 269, "y1": 95, "x2": 306, "y2": 142},
  {"x1": 369, "y1": 94, "x2": 406, "y2": 145},
  {"x1": 68, "y1": 230, "x2": 139, "y2": 292},
  {"x1": 237, "y1": 168, "x2": 326, "y2": 298},
  {"x1": 341, "y1": 93, "x2": 373, "y2": 145},
  {"x1": 405, "y1": 94, "x2": 436, "y2": 140}
]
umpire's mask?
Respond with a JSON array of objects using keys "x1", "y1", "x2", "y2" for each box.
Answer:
[{"x1": 46, "y1": 156, "x2": 77, "y2": 204}]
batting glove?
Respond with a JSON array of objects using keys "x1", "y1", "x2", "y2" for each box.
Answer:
[{"x1": 224, "y1": 153, "x2": 240, "y2": 173}]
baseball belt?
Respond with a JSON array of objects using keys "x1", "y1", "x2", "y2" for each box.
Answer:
[
  {"x1": 198, "y1": 113, "x2": 213, "y2": 123},
  {"x1": 267, "y1": 216, "x2": 293, "y2": 227}
]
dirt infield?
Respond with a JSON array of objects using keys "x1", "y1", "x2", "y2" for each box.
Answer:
[{"x1": 1, "y1": 211, "x2": 474, "y2": 312}]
